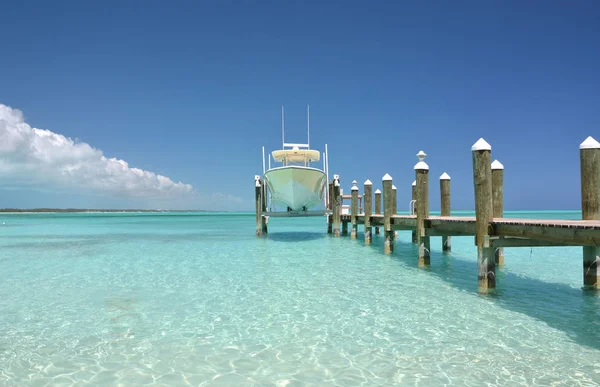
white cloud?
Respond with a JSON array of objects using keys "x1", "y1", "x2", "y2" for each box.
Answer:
[{"x1": 0, "y1": 103, "x2": 194, "y2": 200}]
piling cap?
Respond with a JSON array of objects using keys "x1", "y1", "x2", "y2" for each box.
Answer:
[
  {"x1": 351, "y1": 180, "x2": 358, "y2": 191},
  {"x1": 439, "y1": 172, "x2": 451, "y2": 180},
  {"x1": 392, "y1": 185, "x2": 396, "y2": 190},
  {"x1": 491, "y1": 160, "x2": 504, "y2": 170},
  {"x1": 472, "y1": 138, "x2": 491, "y2": 151},
  {"x1": 412, "y1": 180, "x2": 416, "y2": 186},
  {"x1": 364, "y1": 179, "x2": 372, "y2": 186},
  {"x1": 580, "y1": 136, "x2": 600, "y2": 149},
  {"x1": 382, "y1": 173, "x2": 393, "y2": 181},
  {"x1": 375, "y1": 189, "x2": 381, "y2": 194},
  {"x1": 352, "y1": 180, "x2": 357, "y2": 184},
  {"x1": 414, "y1": 161, "x2": 429, "y2": 170}
]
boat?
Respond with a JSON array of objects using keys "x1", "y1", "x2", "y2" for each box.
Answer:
[{"x1": 261, "y1": 106, "x2": 329, "y2": 213}]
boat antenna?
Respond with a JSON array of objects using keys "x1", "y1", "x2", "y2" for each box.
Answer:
[
  {"x1": 281, "y1": 105, "x2": 285, "y2": 148},
  {"x1": 307, "y1": 104, "x2": 310, "y2": 149}
]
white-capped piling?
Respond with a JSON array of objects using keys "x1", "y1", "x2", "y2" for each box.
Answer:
[
  {"x1": 491, "y1": 160, "x2": 504, "y2": 265},
  {"x1": 440, "y1": 172, "x2": 451, "y2": 252},
  {"x1": 375, "y1": 189, "x2": 381, "y2": 235},
  {"x1": 364, "y1": 180, "x2": 373, "y2": 244},
  {"x1": 411, "y1": 180, "x2": 417, "y2": 243},
  {"x1": 383, "y1": 174, "x2": 394, "y2": 254},
  {"x1": 472, "y1": 138, "x2": 495, "y2": 292},
  {"x1": 580, "y1": 136, "x2": 600, "y2": 288},
  {"x1": 351, "y1": 180, "x2": 359, "y2": 239},
  {"x1": 333, "y1": 175, "x2": 341, "y2": 237},
  {"x1": 415, "y1": 151, "x2": 430, "y2": 266}
]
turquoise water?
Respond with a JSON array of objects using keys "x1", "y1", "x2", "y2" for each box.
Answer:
[{"x1": 0, "y1": 211, "x2": 599, "y2": 386}]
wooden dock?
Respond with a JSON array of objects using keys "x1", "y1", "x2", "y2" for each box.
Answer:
[{"x1": 256, "y1": 136, "x2": 600, "y2": 293}]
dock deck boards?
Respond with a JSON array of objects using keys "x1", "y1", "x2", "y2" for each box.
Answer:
[{"x1": 339, "y1": 214, "x2": 600, "y2": 246}]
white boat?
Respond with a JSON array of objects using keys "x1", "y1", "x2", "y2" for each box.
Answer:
[{"x1": 261, "y1": 106, "x2": 330, "y2": 213}]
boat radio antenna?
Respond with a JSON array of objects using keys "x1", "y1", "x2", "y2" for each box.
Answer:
[
  {"x1": 281, "y1": 105, "x2": 285, "y2": 148},
  {"x1": 307, "y1": 104, "x2": 310, "y2": 149}
]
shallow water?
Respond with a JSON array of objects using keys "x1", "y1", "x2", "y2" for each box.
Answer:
[{"x1": 0, "y1": 211, "x2": 599, "y2": 386}]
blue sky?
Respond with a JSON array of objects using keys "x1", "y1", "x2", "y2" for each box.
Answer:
[{"x1": 0, "y1": 0, "x2": 598, "y2": 211}]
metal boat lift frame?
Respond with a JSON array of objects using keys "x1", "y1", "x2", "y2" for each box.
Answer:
[{"x1": 259, "y1": 105, "x2": 330, "y2": 218}]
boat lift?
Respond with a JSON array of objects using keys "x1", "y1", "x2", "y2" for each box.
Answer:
[{"x1": 257, "y1": 105, "x2": 331, "y2": 218}]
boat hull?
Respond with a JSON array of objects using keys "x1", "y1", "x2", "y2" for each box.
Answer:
[{"x1": 264, "y1": 166, "x2": 327, "y2": 211}]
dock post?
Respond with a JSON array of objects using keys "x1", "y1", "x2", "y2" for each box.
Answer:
[
  {"x1": 255, "y1": 175, "x2": 266, "y2": 236},
  {"x1": 375, "y1": 189, "x2": 381, "y2": 235},
  {"x1": 415, "y1": 151, "x2": 430, "y2": 266},
  {"x1": 440, "y1": 172, "x2": 451, "y2": 253},
  {"x1": 580, "y1": 136, "x2": 600, "y2": 289},
  {"x1": 411, "y1": 181, "x2": 417, "y2": 243},
  {"x1": 333, "y1": 175, "x2": 341, "y2": 237},
  {"x1": 383, "y1": 174, "x2": 394, "y2": 254},
  {"x1": 261, "y1": 175, "x2": 268, "y2": 235},
  {"x1": 351, "y1": 180, "x2": 359, "y2": 239},
  {"x1": 491, "y1": 160, "x2": 504, "y2": 265},
  {"x1": 327, "y1": 180, "x2": 334, "y2": 234},
  {"x1": 472, "y1": 138, "x2": 495, "y2": 292},
  {"x1": 392, "y1": 185, "x2": 397, "y2": 215},
  {"x1": 364, "y1": 180, "x2": 373, "y2": 244},
  {"x1": 327, "y1": 179, "x2": 333, "y2": 234}
]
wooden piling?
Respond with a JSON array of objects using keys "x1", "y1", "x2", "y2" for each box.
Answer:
[
  {"x1": 327, "y1": 180, "x2": 333, "y2": 233},
  {"x1": 440, "y1": 172, "x2": 451, "y2": 252},
  {"x1": 351, "y1": 180, "x2": 359, "y2": 239},
  {"x1": 580, "y1": 136, "x2": 600, "y2": 289},
  {"x1": 392, "y1": 185, "x2": 397, "y2": 215},
  {"x1": 415, "y1": 151, "x2": 430, "y2": 266},
  {"x1": 491, "y1": 160, "x2": 504, "y2": 265},
  {"x1": 364, "y1": 180, "x2": 373, "y2": 244},
  {"x1": 375, "y1": 189, "x2": 381, "y2": 235},
  {"x1": 411, "y1": 180, "x2": 417, "y2": 243},
  {"x1": 383, "y1": 174, "x2": 394, "y2": 254},
  {"x1": 333, "y1": 175, "x2": 341, "y2": 237},
  {"x1": 472, "y1": 138, "x2": 495, "y2": 292},
  {"x1": 255, "y1": 176, "x2": 267, "y2": 236}
]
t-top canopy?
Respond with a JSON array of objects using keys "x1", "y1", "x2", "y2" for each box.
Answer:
[{"x1": 272, "y1": 148, "x2": 320, "y2": 163}]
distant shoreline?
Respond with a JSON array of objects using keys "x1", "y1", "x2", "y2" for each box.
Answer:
[
  {"x1": 0, "y1": 209, "x2": 219, "y2": 213},
  {"x1": 0, "y1": 208, "x2": 581, "y2": 214}
]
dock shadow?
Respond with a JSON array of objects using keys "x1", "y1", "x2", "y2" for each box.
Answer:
[
  {"x1": 351, "y1": 231, "x2": 600, "y2": 351},
  {"x1": 268, "y1": 232, "x2": 325, "y2": 243}
]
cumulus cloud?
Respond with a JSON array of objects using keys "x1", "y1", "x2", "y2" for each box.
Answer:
[{"x1": 0, "y1": 103, "x2": 194, "y2": 199}]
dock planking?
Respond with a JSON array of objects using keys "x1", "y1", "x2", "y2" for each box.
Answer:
[{"x1": 341, "y1": 214, "x2": 600, "y2": 247}]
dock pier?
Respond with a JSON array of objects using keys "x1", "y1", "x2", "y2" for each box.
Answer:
[{"x1": 256, "y1": 137, "x2": 600, "y2": 292}]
